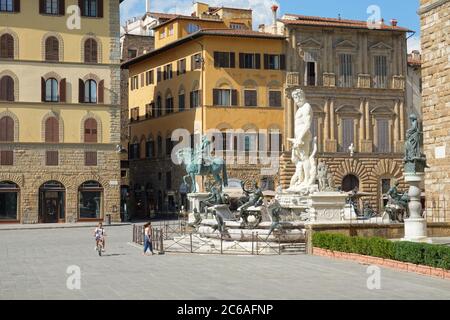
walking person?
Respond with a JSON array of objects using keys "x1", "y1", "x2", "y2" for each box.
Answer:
[{"x1": 142, "y1": 222, "x2": 155, "y2": 256}]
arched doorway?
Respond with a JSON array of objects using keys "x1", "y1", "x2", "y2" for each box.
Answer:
[
  {"x1": 79, "y1": 181, "x2": 103, "y2": 220},
  {"x1": 0, "y1": 181, "x2": 19, "y2": 221},
  {"x1": 39, "y1": 181, "x2": 65, "y2": 223},
  {"x1": 342, "y1": 174, "x2": 359, "y2": 192}
]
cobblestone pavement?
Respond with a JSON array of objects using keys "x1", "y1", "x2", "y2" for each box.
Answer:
[{"x1": 1, "y1": 225, "x2": 449, "y2": 300}]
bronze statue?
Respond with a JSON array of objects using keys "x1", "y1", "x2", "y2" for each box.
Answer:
[
  {"x1": 237, "y1": 180, "x2": 264, "y2": 228},
  {"x1": 384, "y1": 179, "x2": 409, "y2": 222},
  {"x1": 404, "y1": 114, "x2": 428, "y2": 173}
]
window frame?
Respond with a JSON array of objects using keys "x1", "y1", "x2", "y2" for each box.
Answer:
[
  {"x1": 268, "y1": 90, "x2": 282, "y2": 107},
  {"x1": 45, "y1": 78, "x2": 59, "y2": 102},
  {"x1": 84, "y1": 79, "x2": 97, "y2": 103}
]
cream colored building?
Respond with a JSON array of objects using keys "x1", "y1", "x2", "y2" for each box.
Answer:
[{"x1": 0, "y1": 0, "x2": 122, "y2": 223}]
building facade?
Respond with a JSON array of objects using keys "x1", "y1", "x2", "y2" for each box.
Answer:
[
  {"x1": 420, "y1": 0, "x2": 450, "y2": 219},
  {"x1": 278, "y1": 13, "x2": 410, "y2": 212},
  {"x1": 123, "y1": 3, "x2": 286, "y2": 217},
  {"x1": 0, "y1": 0, "x2": 122, "y2": 223}
]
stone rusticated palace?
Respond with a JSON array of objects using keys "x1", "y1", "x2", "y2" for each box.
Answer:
[
  {"x1": 420, "y1": 0, "x2": 450, "y2": 220},
  {"x1": 0, "y1": 0, "x2": 122, "y2": 223},
  {"x1": 277, "y1": 13, "x2": 411, "y2": 212}
]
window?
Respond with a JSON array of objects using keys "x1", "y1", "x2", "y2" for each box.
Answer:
[
  {"x1": 45, "y1": 78, "x2": 59, "y2": 102},
  {"x1": 45, "y1": 117, "x2": 59, "y2": 143},
  {"x1": 82, "y1": 0, "x2": 103, "y2": 18},
  {"x1": 169, "y1": 25, "x2": 174, "y2": 36},
  {"x1": 129, "y1": 142, "x2": 139, "y2": 160},
  {"x1": 145, "y1": 70, "x2": 154, "y2": 85},
  {"x1": 177, "y1": 59, "x2": 186, "y2": 75},
  {"x1": 264, "y1": 54, "x2": 286, "y2": 70},
  {"x1": 145, "y1": 103, "x2": 153, "y2": 118},
  {"x1": 374, "y1": 55, "x2": 387, "y2": 88},
  {"x1": 214, "y1": 52, "x2": 235, "y2": 68},
  {"x1": 190, "y1": 90, "x2": 200, "y2": 108},
  {"x1": 46, "y1": 151, "x2": 58, "y2": 166},
  {"x1": 191, "y1": 54, "x2": 202, "y2": 70},
  {"x1": 45, "y1": 0, "x2": 58, "y2": 14},
  {"x1": 306, "y1": 62, "x2": 316, "y2": 86},
  {"x1": 156, "y1": 96, "x2": 162, "y2": 116},
  {"x1": 84, "y1": 118, "x2": 98, "y2": 143},
  {"x1": 165, "y1": 137, "x2": 172, "y2": 156},
  {"x1": 156, "y1": 67, "x2": 162, "y2": 82},
  {"x1": 213, "y1": 89, "x2": 237, "y2": 106},
  {"x1": 0, "y1": 34, "x2": 14, "y2": 59},
  {"x1": 159, "y1": 28, "x2": 166, "y2": 39},
  {"x1": 381, "y1": 178, "x2": 391, "y2": 208},
  {"x1": 84, "y1": 79, "x2": 97, "y2": 103},
  {"x1": 179, "y1": 92, "x2": 185, "y2": 112},
  {"x1": 85, "y1": 151, "x2": 97, "y2": 166},
  {"x1": 0, "y1": 76, "x2": 14, "y2": 101},
  {"x1": 340, "y1": 118, "x2": 354, "y2": 152},
  {"x1": 45, "y1": 36, "x2": 59, "y2": 61},
  {"x1": 339, "y1": 54, "x2": 353, "y2": 87},
  {"x1": 0, "y1": 116, "x2": 14, "y2": 142},
  {"x1": 244, "y1": 90, "x2": 257, "y2": 107},
  {"x1": 187, "y1": 23, "x2": 199, "y2": 34},
  {"x1": 342, "y1": 174, "x2": 359, "y2": 192},
  {"x1": 239, "y1": 53, "x2": 260, "y2": 69},
  {"x1": 0, "y1": 0, "x2": 14, "y2": 12},
  {"x1": 128, "y1": 49, "x2": 137, "y2": 59},
  {"x1": 376, "y1": 119, "x2": 390, "y2": 153},
  {"x1": 269, "y1": 91, "x2": 282, "y2": 107},
  {"x1": 163, "y1": 64, "x2": 173, "y2": 80},
  {"x1": 146, "y1": 140, "x2": 154, "y2": 158},
  {"x1": 166, "y1": 171, "x2": 172, "y2": 189},
  {"x1": 130, "y1": 107, "x2": 139, "y2": 121},
  {"x1": 166, "y1": 96, "x2": 174, "y2": 114},
  {"x1": 84, "y1": 38, "x2": 98, "y2": 63},
  {"x1": 79, "y1": 181, "x2": 103, "y2": 219},
  {"x1": 230, "y1": 23, "x2": 245, "y2": 30},
  {"x1": 130, "y1": 75, "x2": 139, "y2": 90},
  {"x1": 157, "y1": 136, "x2": 162, "y2": 156},
  {"x1": 0, "y1": 181, "x2": 19, "y2": 220}
]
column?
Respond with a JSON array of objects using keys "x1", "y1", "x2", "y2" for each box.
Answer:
[
  {"x1": 329, "y1": 98, "x2": 335, "y2": 141},
  {"x1": 359, "y1": 98, "x2": 365, "y2": 150},
  {"x1": 400, "y1": 100, "x2": 405, "y2": 142},
  {"x1": 365, "y1": 99, "x2": 370, "y2": 141},
  {"x1": 323, "y1": 99, "x2": 330, "y2": 144},
  {"x1": 394, "y1": 100, "x2": 400, "y2": 150}
]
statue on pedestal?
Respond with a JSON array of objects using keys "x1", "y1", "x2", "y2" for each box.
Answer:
[
  {"x1": 317, "y1": 162, "x2": 337, "y2": 192},
  {"x1": 287, "y1": 89, "x2": 318, "y2": 193},
  {"x1": 237, "y1": 180, "x2": 264, "y2": 228},
  {"x1": 383, "y1": 179, "x2": 409, "y2": 222},
  {"x1": 404, "y1": 114, "x2": 428, "y2": 174}
]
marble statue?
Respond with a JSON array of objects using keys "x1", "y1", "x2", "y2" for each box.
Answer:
[
  {"x1": 287, "y1": 89, "x2": 318, "y2": 193},
  {"x1": 348, "y1": 143, "x2": 355, "y2": 157},
  {"x1": 317, "y1": 162, "x2": 336, "y2": 192},
  {"x1": 176, "y1": 136, "x2": 228, "y2": 193}
]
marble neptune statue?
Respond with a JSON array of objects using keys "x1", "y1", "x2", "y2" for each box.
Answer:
[{"x1": 287, "y1": 89, "x2": 318, "y2": 193}]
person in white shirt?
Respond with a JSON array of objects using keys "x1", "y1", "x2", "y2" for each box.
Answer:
[
  {"x1": 94, "y1": 222, "x2": 106, "y2": 251},
  {"x1": 143, "y1": 222, "x2": 154, "y2": 256}
]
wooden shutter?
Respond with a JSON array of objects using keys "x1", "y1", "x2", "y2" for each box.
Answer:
[
  {"x1": 213, "y1": 89, "x2": 219, "y2": 106},
  {"x1": 231, "y1": 90, "x2": 238, "y2": 106},
  {"x1": 255, "y1": 54, "x2": 261, "y2": 69},
  {"x1": 59, "y1": 0, "x2": 65, "y2": 15},
  {"x1": 230, "y1": 52, "x2": 235, "y2": 68},
  {"x1": 190, "y1": 92, "x2": 193, "y2": 108},
  {"x1": 84, "y1": 118, "x2": 98, "y2": 143},
  {"x1": 78, "y1": 0, "x2": 84, "y2": 16},
  {"x1": 91, "y1": 39, "x2": 98, "y2": 63},
  {"x1": 97, "y1": 0, "x2": 103, "y2": 18},
  {"x1": 264, "y1": 54, "x2": 269, "y2": 69},
  {"x1": 0, "y1": 116, "x2": 14, "y2": 142},
  {"x1": 0, "y1": 76, "x2": 14, "y2": 101},
  {"x1": 84, "y1": 39, "x2": 91, "y2": 62},
  {"x1": 280, "y1": 55, "x2": 286, "y2": 70},
  {"x1": 45, "y1": 117, "x2": 59, "y2": 143},
  {"x1": 14, "y1": 0, "x2": 20, "y2": 12},
  {"x1": 46, "y1": 151, "x2": 59, "y2": 166},
  {"x1": 79, "y1": 79, "x2": 85, "y2": 103},
  {"x1": 214, "y1": 52, "x2": 220, "y2": 68},
  {"x1": 1, "y1": 151, "x2": 13, "y2": 165},
  {"x1": 39, "y1": 0, "x2": 45, "y2": 13},
  {"x1": 59, "y1": 78, "x2": 66, "y2": 102},
  {"x1": 98, "y1": 80, "x2": 104, "y2": 104},
  {"x1": 85, "y1": 151, "x2": 97, "y2": 166},
  {"x1": 41, "y1": 77, "x2": 46, "y2": 102},
  {"x1": 1, "y1": 34, "x2": 14, "y2": 59},
  {"x1": 239, "y1": 53, "x2": 245, "y2": 69}
]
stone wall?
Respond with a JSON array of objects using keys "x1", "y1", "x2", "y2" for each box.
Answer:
[{"x1": 420, "y1": 0, "x2": 450, "y2": 218}]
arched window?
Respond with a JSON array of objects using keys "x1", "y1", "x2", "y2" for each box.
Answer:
[
  {"x1": 84, "y1": 79, "x2": 97, "y2": 103},
  {"x1": 342, "y1": 174, "x2": 359, "y2": 192},
  {"x1": 45, "y1": 78, "x2": 59, "y2": 102},
  {"x1": 45, "y1": 36, "x2": 59, "y2": 61},
  {"x1": 45, "y1": 117, "x2": 59, "y2": 143},
  {"x1": 157, "y1": 135, "x2": 163, "y2": 156},
  {"x1": 79, "y1": 181, "x2": 103, "y2": 220},
  {"x1": 0, "y1": 116, "x2": 14, "y2": 142},
  {"x1": 166, "y1": 94, "x2": 173, "y2": 114},
  {"x1": 0, "y1": 76, "x2": 14, "y2": 101},
  {"x1": 0, "y1": 34, "x2": 14, "y2": 59},
  {"x1": 84, "y1": 38, "x2": 98, "y2": 63},
  {"x1": 156, "y1": 95, "x2": 162, "y2": 117},
  {"x1": 84, "y1": 118, "x2": 98, "y2": 143}
]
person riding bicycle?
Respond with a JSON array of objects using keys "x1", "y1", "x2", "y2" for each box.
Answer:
[{"x1": 94, "y1": 222, "x2": 106, "y2": 252}]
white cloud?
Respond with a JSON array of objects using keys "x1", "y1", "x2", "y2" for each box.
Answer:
[
  {"x1": 407, "y1": 35, "x2": 421, "y2": 53},
  {"x1": 120, "y1": 0, "x2": 280, "y2": 29}
]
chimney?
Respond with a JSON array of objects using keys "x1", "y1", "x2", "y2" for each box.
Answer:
[
  {"x1": 146, "y1": 0, "x2": 151, "y2": 13},
  {"x1": 259, "y1": 24, "x2": 266, "y2": 33},
  {"x1": 271, "y1": 5, "x2": 278, "y2": 34},
  {"x1": 391, "y1": 19, "x2": 398, "y2": 27}
]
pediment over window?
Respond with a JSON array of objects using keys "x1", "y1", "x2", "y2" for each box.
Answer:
[
  {"x1": 298, "y1": 38, "x2": 322, "y2": 49},
  {"x1": 370, "y1": 106, "x2": 395, "y2": 115},
  {"x1": 370, "y1": 42, "x2": 392, "y2": 51},
  {"x1": 335, "y1": 105, "x2": 361, "y2": 114},
  {"x1": 335, "y1": 40, "x2": 357, "y2": 50}
]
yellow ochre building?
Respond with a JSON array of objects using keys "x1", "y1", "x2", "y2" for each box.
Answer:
[
  {"x1": 0, "y1": 0, "x2": 122, "y2": 223},
  {"x1": 123, "y1": 3, "x2": 286, "y2": 216}
]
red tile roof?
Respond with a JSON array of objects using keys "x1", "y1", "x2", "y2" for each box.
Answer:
[
  {"x1": 199, "y1": 28, "x2": 284, "y2": 38},
  {"x1": 280, "y1": 14, "x2": 411, "y2": 32}
]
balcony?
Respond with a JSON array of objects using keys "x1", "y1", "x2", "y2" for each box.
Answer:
[
  {"x1": 357, "y1": 74, "x2": 371, "y2": 88},
  {"x1": 392, "y1": 76, "x2": 405, "y2": 90},
  {"x1": 286, "y1": 72, "x2": 300, "y2": 87}
]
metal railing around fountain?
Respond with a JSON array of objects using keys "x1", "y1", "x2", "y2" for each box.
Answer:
[{"x1": 132, "y1": 224, "x2": 307, "y2": 255}]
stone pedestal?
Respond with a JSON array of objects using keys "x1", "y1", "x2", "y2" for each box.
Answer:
[
  {"x1": 309, "y1": 192, "x2": 348, "y2": 222},
  {"x1": 403, "y1": 173, "x2": 431, "y2": 243},
  {"x1": 187, "y1": 193, "x2": 210, "y2": 223}
]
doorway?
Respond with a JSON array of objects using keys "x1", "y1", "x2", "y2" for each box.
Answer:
[{"x1": 39, "y1": 181, "x2": 65, "y2": 223}]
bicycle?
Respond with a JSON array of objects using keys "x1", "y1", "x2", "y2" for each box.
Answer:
[{"x1": 96, "y1": 237, "x2": 104, "y2": 256}]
